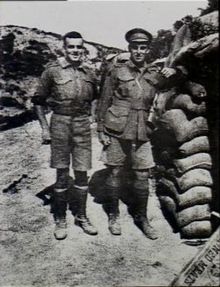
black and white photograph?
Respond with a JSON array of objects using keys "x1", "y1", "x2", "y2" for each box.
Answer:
[{"x1": 0, "y1": 0, "x2": 219, "y2": 286}]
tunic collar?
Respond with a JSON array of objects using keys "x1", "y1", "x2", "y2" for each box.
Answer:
[
  {"x1": 127, "y1": 59, "x2": 154, "y2": 73},
  {"x1": 58, "y1": 57, "x2": 87, "y2": 73}
]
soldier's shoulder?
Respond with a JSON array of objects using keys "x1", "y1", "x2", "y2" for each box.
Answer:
[
  {"x1": 83, "y1": 63, "x2": 95, "y2": 74},
  {"x1": 102, "y1": 62, "x2": 129, "y2": 80},
  {"x1": 43, "y1": 60, "x2": 61, "y2": 76},
  {"x1": 82, "y1": 64, "x2": 97, "y2": 81},
  {"x1": 112, "y1": 62, "x2": 133, "y2": 78},
  {"x1": 45, "y1": 60, "x2": 60, "y2": 70},
  {"x1": 109, "y1": 61, "x2": 129, "y2": 73}
]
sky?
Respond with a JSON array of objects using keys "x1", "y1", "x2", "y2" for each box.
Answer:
[{"x1": 0, "y1": 0, "x2": 208, "y2": 49}]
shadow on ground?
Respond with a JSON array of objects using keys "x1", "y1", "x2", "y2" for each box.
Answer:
[
  {"x1": 88, "y1": 167, "x2": 150, "y2": 234},
  {"x1": 35, "y1": 168, "x2": 165, "y2": 236},
  {"x1": 35, "y1": 168, "x2": 139, "y2": 225},
  {"x1": 35, "y1": 177, "x2": 79, "y2": 217}
]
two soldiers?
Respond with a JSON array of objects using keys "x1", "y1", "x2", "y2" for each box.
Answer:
[{"x1": 34, "y1": 28, "x2": 187, "y2": 240}]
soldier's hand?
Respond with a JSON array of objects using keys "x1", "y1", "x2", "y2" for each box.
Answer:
[
  {"x1": 161, "y1": 67, "x2": 177, "y2": 78},
  {"x1": 98, "y1": 132, "x2": 111, "y2": 146},
  {"x1": 42, "y1": 128, "x2": 51, "y2": 145}
]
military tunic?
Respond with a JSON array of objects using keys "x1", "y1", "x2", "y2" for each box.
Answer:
[
  {"x1": 97, "y1": 59, "x2": 187, "y2": 169},
  {"x1": 35, "y1": 57, "x2": 97, "y2": 116},
  {"x1": 97, "y1": 60, "x2": 161, "y2": 142},
  {"x1": 34, "y1": 57, "x2": 97, "y2": 171}
]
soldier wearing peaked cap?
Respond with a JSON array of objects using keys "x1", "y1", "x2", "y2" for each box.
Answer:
[
  {"x1": 32, "y1": 31, "x2": 98, "y2": 240},
  {"x1": 97, "y1": 28, "x2": 188, "y2": 238},
  {"x1": 125, "y1": 28, "x2": 153, "y2": 43}
]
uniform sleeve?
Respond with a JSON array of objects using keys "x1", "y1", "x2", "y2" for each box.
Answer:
[
  {"x1": 84, "y1": 67, "x2": 100, "y2": 101},
  {"x1": 32, "y1": 68, "x2": 52, "y2": 105},
  {"x1": 97, "y1": 69, "x2": 116, "y2": 132},
  {"x1": 91, "y1": 70, "x2": 100, "y2": 101}
]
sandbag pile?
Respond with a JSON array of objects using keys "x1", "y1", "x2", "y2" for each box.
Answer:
[{"x1": 153, "y1": 84, "x2": 213, "y2": 239}]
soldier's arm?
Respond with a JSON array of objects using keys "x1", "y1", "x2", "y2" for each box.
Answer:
[
  {"x1": 35, "y1": 105, "x2": 51, "y2": 144},
  {"x1": 32, "y1": 69, "x2": 52, "y2": 144},
  {"x1": 90, "y1": 69, "x2": 100, "y2": 123},
  {"x1": 97, "y1": 69, "x2": 115, "y2": 132},
  {"x1": 147, "y1": 96, "x2": 158, "y2": 128},
  {"x1": 97, "y1": 69, "x2": 115, "y2": 145}
]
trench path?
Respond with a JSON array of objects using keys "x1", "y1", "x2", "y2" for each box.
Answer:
[{"x1": 0, "y1": 118, "x2": 198, "y2": 287}]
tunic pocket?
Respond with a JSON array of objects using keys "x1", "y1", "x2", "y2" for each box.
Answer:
[
  {"x1": 81, "y1": 79, "x2": 94, "y2": 101},
  {"x1": 104, "y1": 105, "x2": 130, "y2": 133},
  {"x1": 117, "y1": 74, "x2": 134, "y2": 97},
  {"x1": 53, "y1": 76, "x2": 73, "y2": 100}
]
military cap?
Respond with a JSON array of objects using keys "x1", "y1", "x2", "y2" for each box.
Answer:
[{"x1": 125, "y1": 28, "x2": 153, "y2": 43}]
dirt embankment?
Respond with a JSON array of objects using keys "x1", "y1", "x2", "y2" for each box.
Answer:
[{"x1": 0, "y1": 119, "x2": 201, "y2": 287}]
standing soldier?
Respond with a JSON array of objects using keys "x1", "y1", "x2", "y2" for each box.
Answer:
[
  {"x1": 97, "y1": 28, "x2": 187, "y2": 238},
  {"x1": 32, "y1": 31, "x2": 98, "y2": 240}
]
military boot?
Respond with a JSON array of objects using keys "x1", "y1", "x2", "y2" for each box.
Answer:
[
  {"x1": 74, "y1": 185, "x2": 98, "y2": 235},
  {"x1": 134, "y1": 215, "x2": 158, "y2": 240},
  {"x1": 108, "y1": 213, "x2": 121, "y2": 235},
  {"x1": 53, "y1": 188, "x2": 68, "y2": 240},
  {"x1": 104, "y1": 186, "x2": 121, "y2": 235},
  {"x1": 133, "y1": 187, "x2": 158, "y2": 240}
]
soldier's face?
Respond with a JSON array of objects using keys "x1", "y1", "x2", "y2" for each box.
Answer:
[
  {"x1": 129, "y1": 42, "x2": 149, "y2": 65},
  {"x1": 64, "y1": 38, "x2": 84, "y2": 63}
]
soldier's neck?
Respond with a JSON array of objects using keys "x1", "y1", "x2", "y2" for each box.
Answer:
[
  {"x1": 66, "y1": 58, "x2": 82, "y2": 68},
  {"x1": 134, "y1": 62, "x2": 144, "y2": 69},
  {"x1": 133, "y1": 62, "x2": 147, "y2": 73},
  {"x1": 71, "y1": 61, "x2": 81, "y2": 68}
]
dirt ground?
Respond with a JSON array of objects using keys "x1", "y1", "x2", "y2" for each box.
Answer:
[{"x1": 0, "y1": 118, "x2": 201, "y2": 287}]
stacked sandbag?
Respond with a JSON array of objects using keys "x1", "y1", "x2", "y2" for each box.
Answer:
[{"x1": 154, "y1": 86, "x2": 213, "y2": 239}]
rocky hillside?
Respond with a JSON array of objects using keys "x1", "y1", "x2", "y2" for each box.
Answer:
[
  {"x1": 0, "y1": 25, "x2": 122, "y2": 129},
  {"x1": 0, "y1": 11, "x2": 218, "y2": 130}
]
